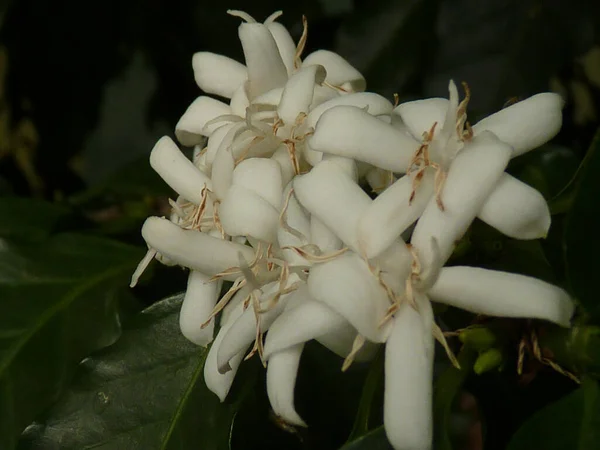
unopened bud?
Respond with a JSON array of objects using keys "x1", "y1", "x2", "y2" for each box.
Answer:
[{"x1": 474, "y1": 348, "x2": 503, "y2": 375}]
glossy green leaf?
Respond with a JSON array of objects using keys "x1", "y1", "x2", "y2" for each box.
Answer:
[
  {"x1": 0, "y1": 232, "x2": 143, "y2": 450},
  {"x1": 564, "y1": 129, "x2": 600, "y2": 318},
  {"x1": 433, "y1": 348, "x2": 476, "y2": 450},
  {"x1": 0, "y1": 197, "x2": 71, "y2": 242},
  {"x1": 339, "y1": 427, "x2": 392, "y2": 450},
  {"x1": 20, "y1": 295, "x2": 254, "y2": 450},
  {"x1": 507, "y1": 378, "x2": 600, "y2": 450}
]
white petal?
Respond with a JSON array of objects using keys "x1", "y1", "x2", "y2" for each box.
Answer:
[
  {"x1": 141, "y1": 217, "x2": 254, "y2": 280},
  {"x1": 220, "y1": 185, "x2": 279, "y2": 243},
  {"x1": 479, "y1": 174, "x2": 550, "y2": 239},
  {"x1": 310, "y1": 216, "x2": 343, "y2": 253},
  {"x1": 411, "y1": 132, "x2": 512, "y2": 266},
  {"x1": 358, "y1": 172, "x2": 434, "y2": 258},
  {"x1": 384, "y1": 294, "x2": 434, "y2": 450},
  {"x1": 310, "y1": 84, "x2": 341, "y2": 110},
  {"x1": 238, "y1": 21, "x2": 288, "y2": 98},
  {"x1": 394, "y1": 97, "x2": 449, "y2": 141},
  {"x1": 307, "y1": 252, "x2": 391, "y2": 342},
  {"x1": 321, "y1": 154, "x2": 358, "y2": 181},
  {"x1": 302, "y1": 50, "x2": 365, "y2": 92},
  {"x1": 293, "y1": 160, "x2": 371, "y2": 251},
  {"x1": 263, "y1": 294, "x2": 346, "y2": 359},
  {"x1": 429, "y1": 266, "x2": 575, "y2": 326},
  {"x1": 175, "y1": 96, "x2": 232, "y2": 146},
  {"x1": 278, "y1": 185, "x2": 311, "y2": 265},
  {"x1": 266, "y1": 21, "x2": 296, "y2": 75},
  {"x1": 309, "y1": 105, "x2": 419, "y2": 172},
  {"x1": 230, "y1": 83, "x2": 251, "y2": 117},
  {"x1": 316, "y1": 329, "x2": 379, "y2": 363},
  {"x1": 211, "y1": 140, "x2": 237, "y2": 200},
  {"x1": 252, "y1": 87, "x2": 283, "y2": 106},
  {"x1": 179, "y1": 271, "x2": 220, "y2": 346},
  {"x1": 271, "y1": 145, "x2": 296, "y2": 186},
  {"x1": 278, "y1": 65, "x2": 326, "y2": 124},
  {"x1": 149, "y1": 136, "x2": 212, "y2": 205},
  {"x1": 204, "y1": 302, "x2": 246, "y2": 402},
  {"x1": 473, "y1": 93, "x2": 564, "y2": 157},
  {"x1": 371, "y1": 239, "x2": 413, "y2": 295},
  {"x1": 267, "y1": 344, "x2": 306, "y2": 427},
  {"x1": 232, "y1": 158, "x2": 283, "y2": 209},
  {"x1": 192, "y1": 52, "x2": 247, "y2": 99},
  {"x1": 217, "y1": 281, "x2": 293, "y2": 372},
  {"x1": 205, "y1": 122, "x2": 238, "y2": 169},
  {"x1": 307, "y1": 92, "x2": 394, "y2": 129}
]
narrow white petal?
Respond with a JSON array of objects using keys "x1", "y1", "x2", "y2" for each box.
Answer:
[
  {"x1": 205, "y1": 123, "x2": 237, "y2": 169},
  {"x1": 309, "y1": 216, "x2": 343, "y2": 253},
  {"x1": 232, "y1": 158, "x2": 283, "y2": 209},
  {"x1": 322, "y1": 154, "x2": 358, "y2": 181},
  {"x1": 293, "y1": 160, "x2": 371, "y2": 251},
  {"x1": 267, "y1": 344, "x2": 307, "y2": 426},
  {"x1": 217, "y1": 281, "x2": 293, "y2": 371},
  {"x1": 238, "y1": 21, "x2": 288, "y2": 98},
  {"x1": 309, "y1": 106, "x2": 419, "y2": 172},
  {"x1": 429, "y1": 266, "x2": 575, "y2": 326},
  {"x1": 310, "y1": 84, "x2": 340, "y2": 110},
  {"x1": 394, "y1": 97, "x2": 449, "y2": 141},
  {"x1": 411, "y1": 132, "x2": 512, "y2": 266},
  {"x1": 230, "y1": 83, "x2": 251, "y2": 117},
  {"x1": 175, "y1": 96, "x2": 232, "y2": 146},
  {"x1": 473, "y1": 93, "x2": 564, "y2": 157},
  {"x1": 266, "y1": 21, "x2": 296, "y2": 75},
  {"x1": 179, "y1": 271, "x2": 220, "y2": 346},
  {"x1": 479, "y1": 174, "x2": 550, "y2": 239},
  {"x1": 316, "y1": 330, "x2": 379, "y2": 363},
  {"x1": 307, "y1": 92, "x2": 394, "y2": 129},
  {"x1": 384, "y1": 294, "x2": 434, "y2": 450},
  {"x1": 302, "y1": 50, "x2": 365, "y2": 92},
  {"x1": 278, "y1": 65, "x2": 326, "y2": 124},
  {"x1": 307, "y1": 252, "x2": 391, "y2": 342},
  {"x1": 149, "y1": 136, "x2": 212, "y2": 205},
  {"x1": 263, "y1": 294, "x2": 346, "y2": 359},
  {"x1": 271, "y1": 145, "x2": 296, "y2": 186},
  {"x1": 278, "y1": 185, "x2": 311, "y2": 264},
  {"x1": 358, "y1": 172, "x2": 434, "y2": 258},
  {"x1": 252, "y1": 87, "x2": 284, "y2": 106},
  {"x1": 192, "y1": 52, "x2": 247, "y2": 99},
  {"x1": 220, "y1": 185, "x2": 280, "y2": 243},
  {"x1": 211, "y1": 145, "x2": 236, "y2": 201},
  {"x1": 371, "y1": 239, "x2": 413, "y2": 294},
  {"x1": 204, "y1": 302, "x2": 246, "y2": 402},
  {"x1": 141, "y1": 217, "x2": 254, "y2": 279}
]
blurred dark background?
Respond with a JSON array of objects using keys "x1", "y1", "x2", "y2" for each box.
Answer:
[{"x1": 0, "y1": 0, "x2": 598, "y2": 201}]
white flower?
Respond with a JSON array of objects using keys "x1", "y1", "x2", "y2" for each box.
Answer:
[{"x1": 309, "y1": 81, "x2": 560, "y2": 261}]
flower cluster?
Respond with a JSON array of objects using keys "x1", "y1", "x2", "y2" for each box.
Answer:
[{"x1": 133, "y1": 10, "x2": 574, "y2": 450}]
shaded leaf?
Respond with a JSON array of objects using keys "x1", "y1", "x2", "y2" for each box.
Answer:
[
  {"x1": 433, "y1": 348, "x2": 476, "y2": 450},
  {"x1": 0, "y1": 232, "x2": 143, "y2": 450},
  {"x1": 564, "y1": 129, "x2": 600, "y2": 318},
  {"x1": 507, "y1": 378, "x2": 600, "y2": 450},
  {"x1": 339, "y1": 426, "x2": 392, "y2": 450},
  {"x1": 20, "y1": 295, "x2": 254, "y2": 450},
  {"x1": 0, "y1": 197, "x2": 71, "y2": 242}
]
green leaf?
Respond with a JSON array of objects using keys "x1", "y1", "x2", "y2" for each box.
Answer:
[
  {"x1": 0, "y1": 233, "x2": 143, "y2": 450},
  {"x1": 20, "y1": 295, "x2": 254, "y2": 450},
  {"x1": 347, "y1": 350, "x2": 384, "y2": 441},
  {"x1": 564, "y1": 129, "x2": 600, "y2": 318},
  {"x1": 0, "y1": 197, "x2": 71, "y2": 242},
  {"x1": 507, "y1": 378, "x2": 600, "y2": 450},
  {"x1": 339, "y1": 427, "x2": 392, "y2": 450},
  {"x1": 433, "y1": 348, "x2": 476, "y2": 450}
]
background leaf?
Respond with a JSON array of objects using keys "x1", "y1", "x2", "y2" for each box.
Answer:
[
  {"x1": 507, "y1": 378, "x2": 600, "y2": 450},
  {"x1": 339, "y1": 427, "x2": 392, "y2": 450},
  {"x1": 20, "y1": 295, "x2": 256, "y2": 450},
  {"x1": 564, "y1": 129, "x2": 600, "y2": 319}
]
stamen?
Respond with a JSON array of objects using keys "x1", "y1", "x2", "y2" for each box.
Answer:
[
  {"x1": 130, "y1": 248, "x2": 157, "y2": 287},
  {"x1": 264, "y1": 10, "x2": 283, "y2": 24},
  {"x1": 393, "y1": 93, "x2": 399, "y2": 108},
  {"x1": 433, "y1": 323, "x2": 461, "y2": 369},
  {"x1": 201, "y1": 277, "x2": 247, "y2": 328},
  {"x1": 227, "y1": 10, "x2": 257, "y2": 23},
  {"x1": 341, "y1": 334, "x2": 366, "y2": 371},
  {"x1": 281, "y1": 245, "x2": 348, "y2": 262},
  {"x1": 279, "y1": 188, "x2": 308, "y2": 243},
  {"x1": 294, "y1": 15, "x2": 308, "y2": 69}
]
